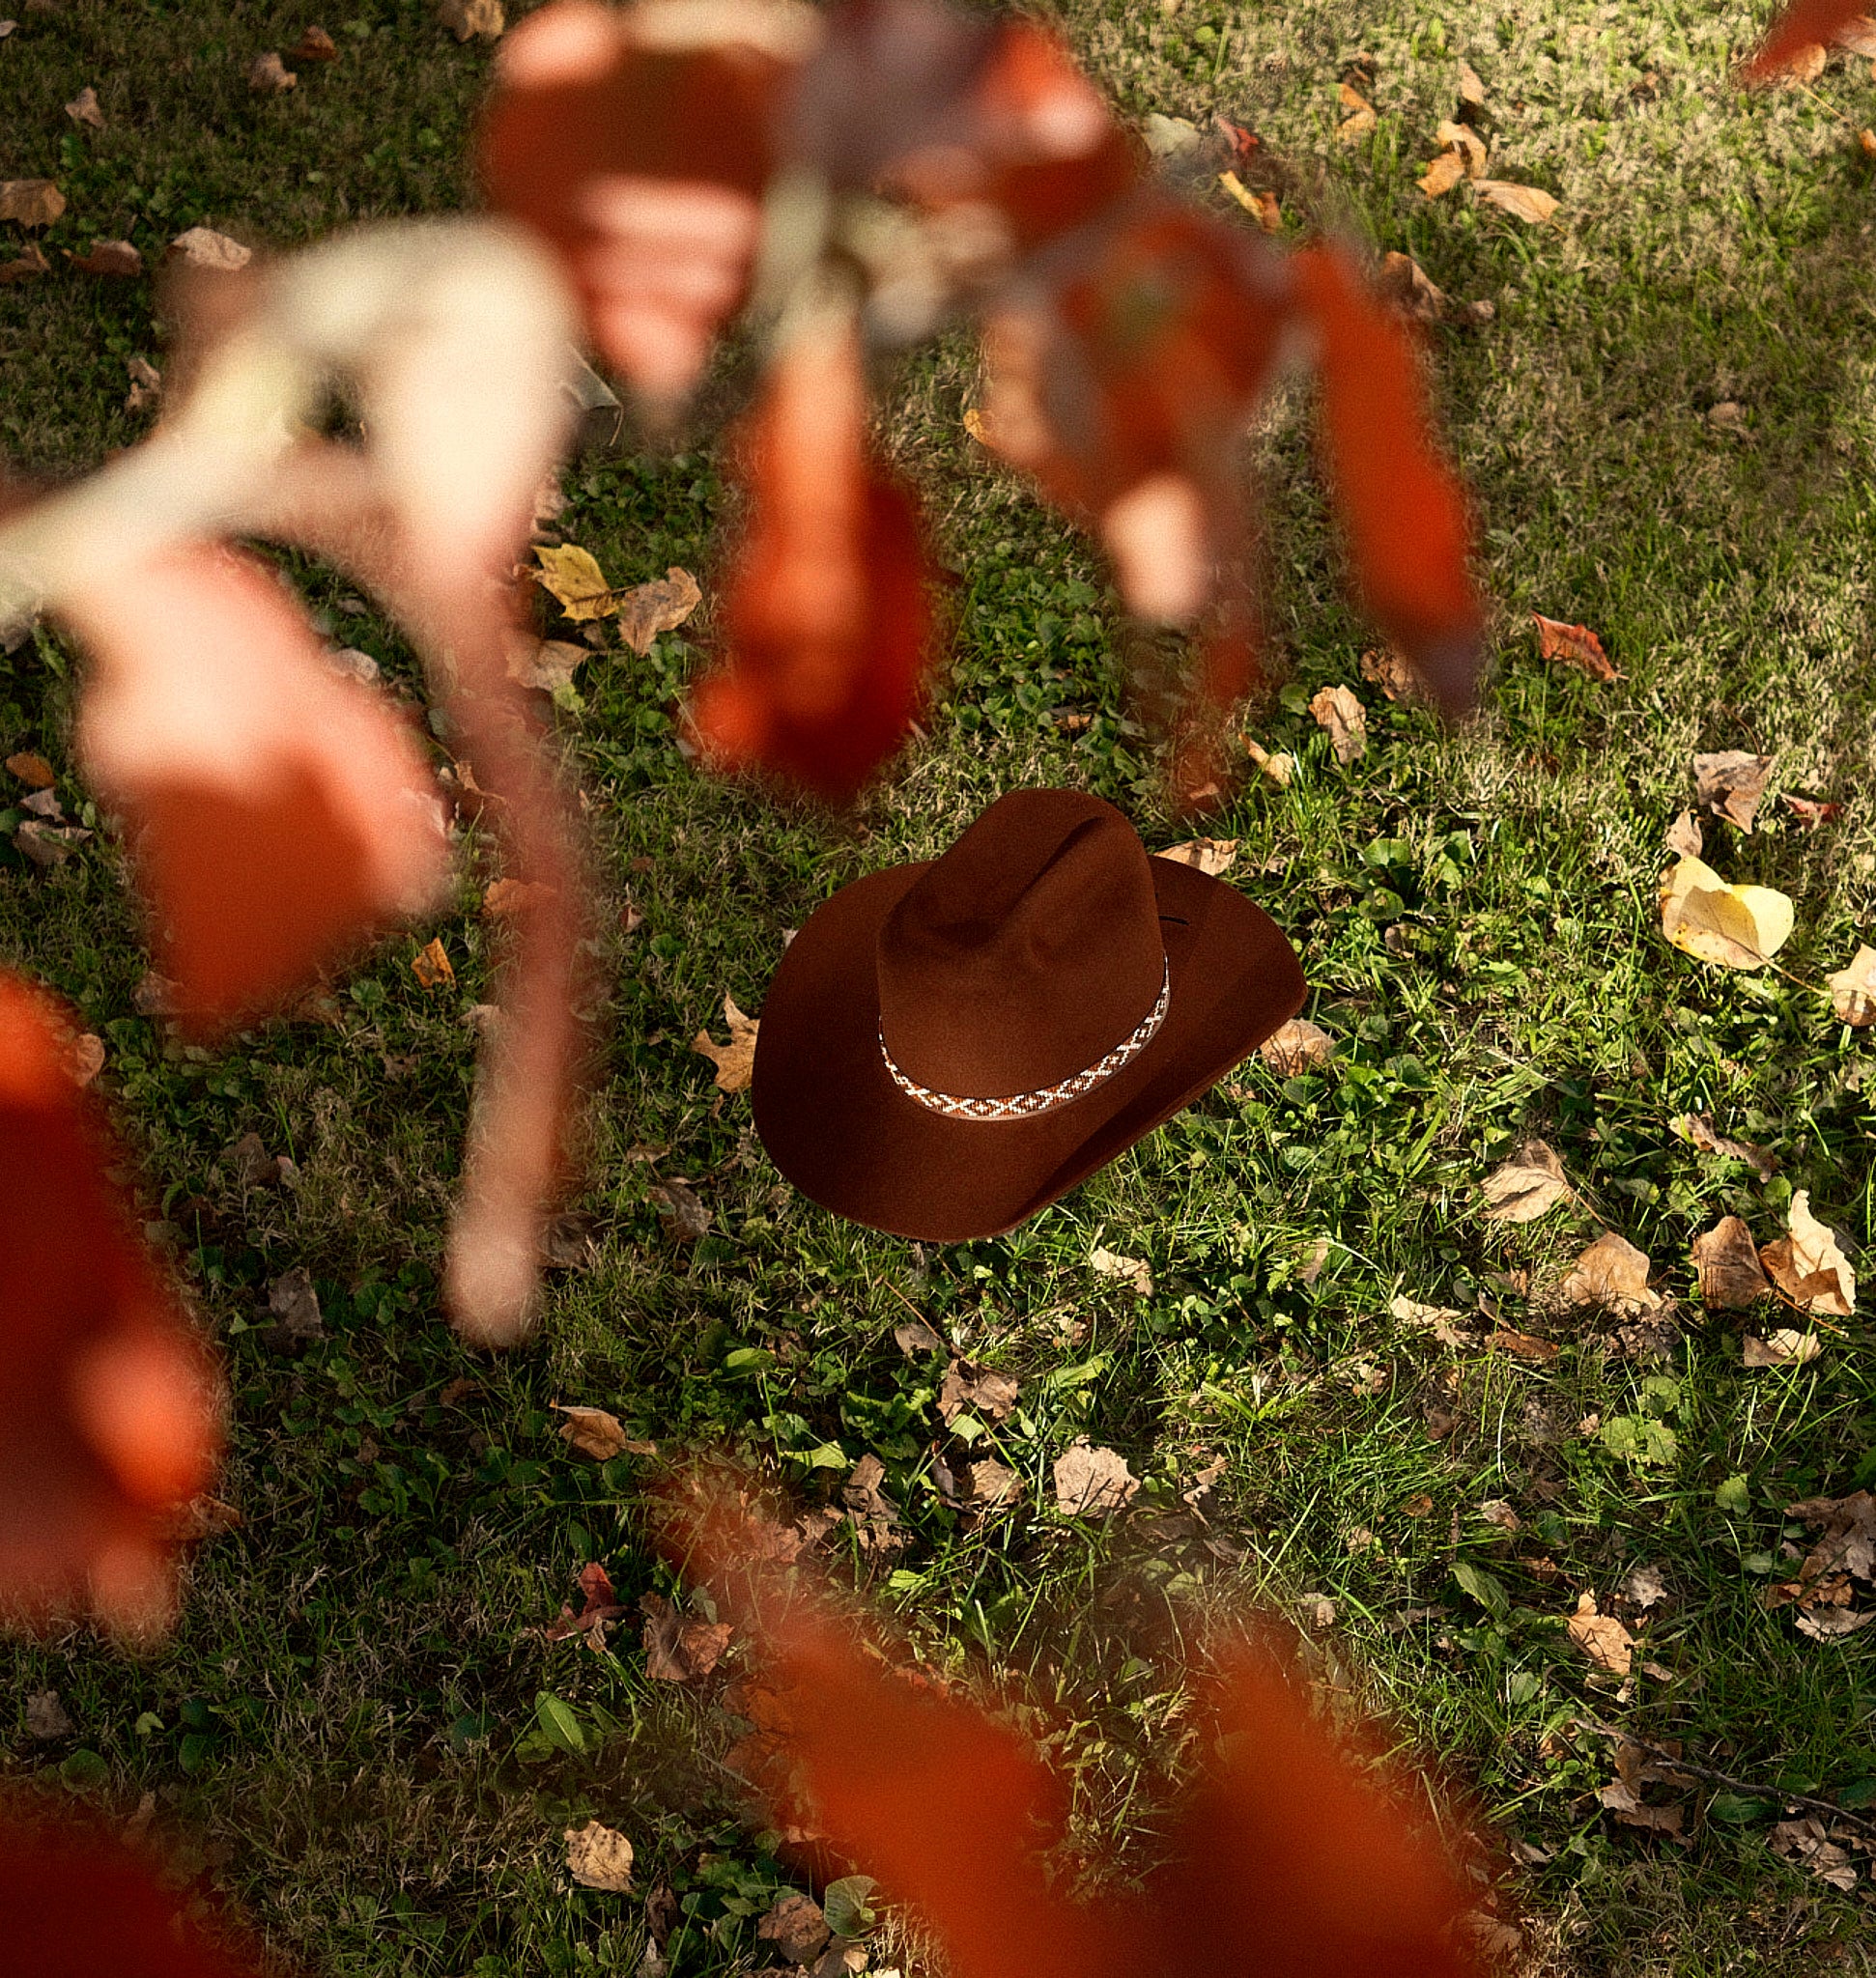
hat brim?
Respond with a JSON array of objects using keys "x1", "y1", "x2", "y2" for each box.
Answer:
[{"x1": 752, "y1": 855, "x2": 1305, "y2": 1242}]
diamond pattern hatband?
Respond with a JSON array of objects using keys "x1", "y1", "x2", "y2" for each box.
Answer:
[{"x1": 879, "y1": 962, "x2": 1172, "y2": 1121}]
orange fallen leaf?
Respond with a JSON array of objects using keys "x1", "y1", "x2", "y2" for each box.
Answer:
[
  {"x1": 412, "y1": 936, "x2": 455, "y2": 992},
  {"x1": 0, "y1": 180, "x2": 66, "y2": 227},
  {"x1": 68, "y1": 240, "x2": 143, "y2": 278},
  {"x1": 1418, "y1": 150, "x2": 1467, "y2": 199},
  {"x1": 1567, "y1": 1592, "x2": 1634, "y2": 1675},
  {"x1": 1260, "y1": 1017, "x2": 1334, "y2": 1074},
  {"x1": 483, "y1": 877, "x2": 556, "y2": 919},
  {"x1": 1558, "y1": 1230, "x2": 1660, "y2": 1314},
  {"x1": 1692, "y1": 1215, "x2": 1773, "y2": 1309},
  {"x1": 0, "y1": 240, "x2": 50, "y2": 284},
  {"x1": 1531, "y1": 612, "x2": 1615, "y2": 681},
  {"x1": 692, "y1": 992, "x2": 759, "y2": 1093},
  {"x1": 554, "y1": 1402, "x2": 630, "y2": 1460},
  {"x1": 1475, "y1": 180, "x2": 1558, "y2": 223},
  {"x1": 6, "y1": 752, "x2": 54, "y2": 788},
  {"x1": 290, "y1": 25, "x2": 339, "y2": 63},
  {"x1": 1336, "y1": 81, "x2": 1378, "y2": 143},
  {"x1": 1435, "y1": 120, "x2": 1488, "y2": 177},
  {"x1": 1491, "y1": 1327, "x2": 1559, "y2": 1363}
]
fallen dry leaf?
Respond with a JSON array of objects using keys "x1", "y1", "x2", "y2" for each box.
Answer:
[
  {"x1": 158, "y1": 1492, "x2": 244, "y2": 1543},
  {"x1": 1558, "y1": 1230, "x2": 1660, "y2": 1314},
  {"x1": 24, "y1": 1689, "x2": 73, "y2": 1740},
  {"x1": 1827, "y1": 945, "x2": 1876, "y2": 1026},
  {"x1": 1435, "y1": 119, "x2": 1489, "y2": 176},
  {"x1": 247, "y1": 51, "x2": 298, "y2": 93},
  {"x1": 648, "y1": 1177, "x2": 710, "y2": 1243},
  {"x1": 1691, "y1": 1216, "x2": 1773, "y2": 1309},
  {"x1": 64, "y1": 85, "x2": 103, "y2": 129},
  {"x1": 1459, "y1": 61, "x2": 1487, "y2": 105},
  {"x1": 0, "y1": 179, "x2": 66, "y2": 227},
  {"x1": 966, "y1": 1456, "x2": 1021, "y2": 1506},
  {"x1": 693, "y1": 993, "x2": 759, "y2": 1094},
  {"x1": 1531, "y1": 613, "x2": 1615, "y2": 681},
  {"x1": 1665, "y1": 809, "x2": 1703, "y2": 859},
  {"x1": 167, "y1": 227, "x2": 251, "y2": 270},
  {"x1": 641, "y1": 1593, "x2": 732, "y2": 1681},
  {"x1": 554, "y1": 1403, "x2": 630, "y2": 1460},
  {"x1": 125, "y1": 354, "x2": 161, "y2": 411},
  {"x1": 614, "y1": 567, "x2": 702, "y2": 656},
  {"x1": 1053, "y1": 1438, "x2": 1139, "y2": 1517},
  {"x1": 1659, "y1": 856, "x2": 1793, "y2": 971},
  {"x1": 482, "y1": 877, "x2": 556, "y2": 919},
  {"x1": 532, "y1": 543, "x2": 616, "y2": 622},
  {"x1": 0, "y1": 240, "x2": 50, "y2": 283},
  {"x1": 1670, "y1": 1112, "x2": 1777, "y2": 1181},
  {"x1": 1567, "y1": 1592, "x2": 1634, "y2": 1676},
  {"x1": 507, "y1": 636, "x2": 586, "y2": 692},
  {"x1": 1390, "y1": 1294, "x2": 1469, "y2": 1348},
  {"x1": 290, "y1": 26, "x2": 339, "y2": 63},
  {"x1": 1772, "y1": 1492, "x2": 1876, "y2": 1645},
  {"x1": 439, "y1": 0, "x2": 504, "y2": 42},
  {"x1": 1218, "y1": 172, "x2": 1281, "y2": 231},
  {"x1": 6, "y1": 751, "x2": 54, "y2": 788},
  {"x1": 1774, "y1": 41, "x2": 1831, "y2": 83},
  {"x1": 1598, "y1": 1774, "x2": 1686, "y2": 1839},
  {"x1": 1772, "y1": 1815, "x2": 1858, "y2": 1891},
  {"x1": 1158, "y1": 836, "x2": 1237, "y2": 877},
  {"x1": 412, "y1": 936, "x2": 454, "y2": 992},
  {"x1": 267, "y1": 1266, "x2": 323, "y2": 1345},
  {"x1": 1418, "y1": 150, "x2": 1467, "y2": 199},
  {"x1": 1480, "y1": 1140, "x2": 1573, "y2": 1223},
  {"x1": 1475, "y1": 180, "x2": 1558, "y2": 223},
  {"x1": 1835, "y1": 14, "x2": 1876, "y2": 56},
  {"x1": 1780, "y1": 793, "x2": 1842, "y2": 828},
  {"x1": 1376, "y1": 251, "x2": 1446, "y2": 325},
  {"x1": 61, "y1": 1030, "x2": 105, "y2": 1088},
  {"x1": 1336, "y1": 81, "x2": 1377, "y2": 142},
  {"x1": 1491, "y1": 1327, "x2": 1558, "y2": 1363},
  {"x1": 1359, "y1": 645, "x2": 1423, "y2": 701},
  {"x1": 1743, "y1": 1328, "x2": 1823, "y2": 1368},
  {"x1": 564, "y1": 1821, "x2": 634, "y2": 1893},
  {"x1": 1759, "y1": 1189, "x2": 1856, "y2": 1318},
  {"x1": 938, "y1": 1359, "x2": 1019, "y2": 1425},
  {"x1": 1308, "y1": 685, "x2": 1366, "y2": 765},
  {"x1": 757, "y1": 1892, "x2": 830, "y2": 1965},
  {"x1": 69, "y1": 239, "x2": 142, "y2": 277},
  {"x1": 1090, "y1": 1247, "x2": 1153, "y2": 1297},
  {"x1": 1261, "y1": 1017, "x2": 1334, "y2": 1075},
  {"x1": 893, "y1": 1317, "x2": 943, "y2": 1356},
  {"x1": 1242, "y1": 736, "x2": 1294, "y2": 785},
  {"x1": 1692, "y1": 749, "x2": 1776, "y2": 833}
]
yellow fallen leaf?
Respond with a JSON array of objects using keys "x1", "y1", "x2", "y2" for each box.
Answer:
[
  {"x1": 1567, "y1": 1592, "x2": 1634, "y2": 1675},
  {"x1": 1435, "y1": 119, "x2": 1489, "y2": 176},
  {"x1": 1759, "y1": 1189, "x2": 1856, "y2": 1318},
  {"x1": 1308, "y1": 684, "x2": 1366, "y2": 766},
  {"x1": 1475, "y1": 180, "x2": 1558, "y2": 223},
  {"x1": 614, "y1": 566, "x2": 701, "y2": 656},
  {"x1": 1418, "y1": 150, "x2": 1467, "y2": 199},
  {"x1": 692, "y1": 993, "x2": 759, "y2": 1093},
  {"x1": 1827, "y1": 945, "x2": 1876, "y2": 1025},
  {"x1": 0, "y1": 180, "x2": 66, "y2": 227},
  {"x1": 412, "y1": 936, "x2": 455, "y2": 992},
  {"x1": 1659, "y1": 856, "x2": 1794, "y2": 971},
  {"x1": 532, "y1": 544, "x2": 617, "y2": 622},
  {"x1": 1158, "y1": 836, "x2": 1237, "y2": 878}
]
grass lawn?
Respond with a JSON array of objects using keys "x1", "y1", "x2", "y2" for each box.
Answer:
[{"x1": 5, "y1": 1, "x2": 1876, "y2": 1973}]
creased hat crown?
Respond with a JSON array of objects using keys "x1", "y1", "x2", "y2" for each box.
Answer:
[{"x1": 876, "y1": 789, "x2": 1166, "y2": 1099}]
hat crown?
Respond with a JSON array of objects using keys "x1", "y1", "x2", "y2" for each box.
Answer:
[{"x1": 877, "y1": 789, "x2": 1166, "y2": 1099}]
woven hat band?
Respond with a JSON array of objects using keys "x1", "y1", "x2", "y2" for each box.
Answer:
[{"x1": 879, "y1": 961, "x2": 1170, "y2": 1121}]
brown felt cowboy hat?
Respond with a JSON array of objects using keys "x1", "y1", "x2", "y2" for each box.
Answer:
[{"x1": 752, "y1": 788, "x2": 1305, "y2": 1241}]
